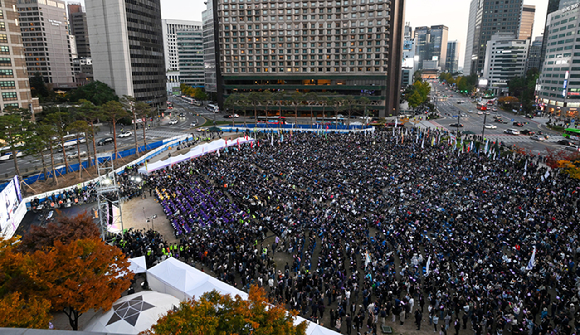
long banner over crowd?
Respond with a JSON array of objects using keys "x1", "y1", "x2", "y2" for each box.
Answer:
[{"x1": 137, "y1": 137, "x2": 255, "y2": 175}]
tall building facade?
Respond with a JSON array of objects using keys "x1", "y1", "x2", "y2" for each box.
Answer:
[
  {"x1": 445, "y1": 40, "x2": 460, "y2": 73},
  {"x1": 538, "y1": 4, "x2": 580, "y2": 119},
  {"x1": 401, "y1": 38, "x2": 415, "y2": 87},
  {"x1": 539, "y1": 0, "x2": 578, "y2": 72},
  {"x1": 162, "y1": 19, "x2": 202, "y2": 93},
  {"x1": 67, "y1": 3, "x2": 90, "y2": 59},
  {"x1": 463, "y1": 0, "x2": 524, "y2": 76},
  {"x1": 211, "y1": 0, "x2": 406, "y2": 117},
  {"x1": 0, "y1": 0, "x2": 37, "y2": 112},
  {"x1": 17, "y1": 0, "x2": 74, "y2": 87},
  {"x1": 177, "y1": 29, "x2": 204, "y2": 87},
  {"x1": 202, "y1": 0, "x2": 218, "y2": 94},
  {"x1": 518, "y1": 4, "x2": 535, "y2": 40},
  {"x1": 482, "y1": 32, "x2": 529, "y2": 96},
  {"x1": 413, "y1": 26, "x2": 430, "y2": 70},
  {"x1": 86, "y1": 0, "x2": 166, "y2": 107},
  {"x1": 525, "y1": 36, "x2": 542, "y2": 72},
  {"x1": 429, "y1": 25, "x2": 448, "y2": 71}
]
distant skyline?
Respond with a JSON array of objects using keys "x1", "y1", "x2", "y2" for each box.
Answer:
[{"x1": 70, "y1": 0, "x2": 549, "y2": 68}]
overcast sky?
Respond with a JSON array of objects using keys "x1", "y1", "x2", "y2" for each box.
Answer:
[{"x1": 72, "y1": 0, "x2": 549, "y2": 68}]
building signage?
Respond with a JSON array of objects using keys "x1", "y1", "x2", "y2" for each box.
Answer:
[{"x1": 562, "y1": 3, "x2": 580, "y2": 13}]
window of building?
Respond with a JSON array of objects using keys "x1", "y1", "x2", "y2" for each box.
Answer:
[
  {"x1": 0, "y1": 81, "x2": 15, "y2": 89},
  {"x1": 2, "y1": 92, "x2": 17, "y2": 101}
]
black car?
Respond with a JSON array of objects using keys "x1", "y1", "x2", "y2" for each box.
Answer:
[
  {"x1": 97, "y1": 137, "x2": 114, "y2": 146},
  {"x1": 558, "y1": 139, "x2": 574, "y2": 146},
  {"x1": 513, "y1": 122, "x2": 523, "y2": 127},
  {"x1": 179, "y1": 113, "x2": 185, "y2": 117},
  {"x1": 520, "y1": 129, "x2": 535, "y2": 136},
  {"x1": 449, "y1": 123, "x2": 464, "y2": 128}
]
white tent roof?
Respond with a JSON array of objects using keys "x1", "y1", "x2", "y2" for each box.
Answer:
[
  {"x1": 146, "y1": 258, "x2": 340, "y2": 335},
  {"x1": 128, "y1": 256, "x2": 147, "y2": 274},
  {"x1": 83, "y1": 291, "x2": 180, "y2": 334}
]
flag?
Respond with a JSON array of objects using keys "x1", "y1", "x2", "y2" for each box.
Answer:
[
  {"x1": 271, "y1": 135, "x2": 274, "y2": 146},
  {"x1": 365, "y1": 251, "x2": 371, "y2": 268},
  {"x1": 524, "y1": 160, "x2": 527, "y2": 176},
  {"x1": 431, "y1": 137, "x2": 435, "y2": 147},
  {"x1": 237, "y1": 138, "x2": 240, "y2": 149},
  {"x1": 426, "y1": 255, "x2": 431, "y2": 276},
  {"x1": 526, "y1": 246, "x2": 536, "y2": 270},
  {"x1": 281, "y1": 134, "x2": 284, "y2": 143},
  {"x1": 217, "y1": 149, "x2": 220, "y2": 157},
  {"x1": 421, "y1": 138, "x2": 424, "y2": 149},
  {"x1": 145, "y1": 161, "x2": 148, "y2": 173}
]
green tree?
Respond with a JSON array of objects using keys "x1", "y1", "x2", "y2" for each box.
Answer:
[
  {"x1": 290, "y1": 92, "x2": 303, "y2": 126},
  {"x1": 508, "y1": 68, "x2": 540, "y2": 113},
  {"x1": 43, "y1": 109, "x2": 73, "y2": 173},
  {"x1": 225, "y1": 93, "x2": 241, "y2": 128},
  {"x1": 0, "y1": 108, "x2": 34, "y2": 177},
  {"x1": 120, "y1": 95, "x2": 141, "y2": 156},
  {"x1": 30, "y1": 72, "x2": 50, "y2": 100},
  {"x1": 331, "y1": 97, "x2": 344, "y2": 129},
  {"x1": 143, "y1": 286, "x2": 306, "y2": 335},
  {"x1": 101, "y1": 101, "x2": 129, "y2": 159},
  {"x1": 66, "y1": 120, "x2": 90, "y2": 178},
  {"x1": 75, "y1": 99, "x2": 103, "y2": 168},
  {"x1": 359, "y1": 96, "x2": 371, "y2": 123},
  {"x1": 248, "y1": 91, "x2": 263, "y2": 125},
  {"x1": 305, "y1": 92, "x2": 318, "y2": 126},
  {"x1": 66, "y1": 81, "x2": 119, "y2": 106},
  {"x1": 135, "y1": 101, "x2": 153, "y2": 149}
]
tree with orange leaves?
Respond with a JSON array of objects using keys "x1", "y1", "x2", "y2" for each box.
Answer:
[
  {"x1": 18, "y1": 211, "x2": 100, "y2": 253},
  {"x1": 0, "y1": 237, "x2": 52, "y2": 329},
  {"x1": 33, "y1": 238, "x2": 133, "y2": 330},
  {"x1": 143, "y1": 285, "x2": 307, "y2": 335}
]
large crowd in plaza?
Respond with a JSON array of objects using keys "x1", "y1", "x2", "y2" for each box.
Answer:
[{"x1": 121, "y1": 128, "x2": 580, "y2": 335}]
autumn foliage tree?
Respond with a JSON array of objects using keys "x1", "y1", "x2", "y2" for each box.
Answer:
[
  {"x1": 18, "y1": 211, "x2": 100, "y2": 253},
  {"x1": 143, "y1": 286, "x2": 307, "y2": 335},
  {"x1": 0, "y1": 237, "x2": 52, "y2": 329},
  {"x1": 33, "y1": 238, "x2": 133, "y2": 330}
]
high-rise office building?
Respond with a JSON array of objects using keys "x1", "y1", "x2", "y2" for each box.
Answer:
[
  {"x1": 17, "y1": 0, "x2": 74, "y2": 87},
  {"x1": 414, "y1": 26, "x2": 430, "y2": 70},
  {"x1": 463, "y1": 0, "x2": 524, "y2": 76},
  {"x1": 162, "y1": 19, "x2": 202, "y2": 93},
  {"x1": 0, "y1": 0, "x2": 38, "y2": 113},
  {"x1": 518, "y1": 4, "x2": 535, "y2": 40},
  {"x1": 404, "y1": 23, "x2": 412, "y2": 39},
  {"x1": 401, "y1": 38, "x2": 415, "y2": 87},
  {"x1": 162, "y1": 20, "x2": 202, "y2": 72},
  {"x1": 210, "y1": 0, "x2": 406, "y2": 117},
  {"x1": 482, "y1": 32, "x2": 529, "y2": 96},
  {"x1": 67, "y1": 3, "x2": 91, "y2": 59},
  {"x1": 526, "y1": 36, "x2": 542, "y2": 72},
  {"x1": 177, "y1": 29, "x2": 204, "y2": 87},
  {"x1": 539, "y1": 0, "x2": 577, "y2": 71},
  {"x1": 202, "y1": 0, "x2": 218, "y2": 95},
  {"x1": 430, "y1": 25, "x2": 448, "y2": 71},
  {"x1": 445, "y1": 40, "x2": 460, "y2": 74},
  {"x1": 538, "y1": 4, "x2": 580, "y2": 119},
  {"x1": 86, "y1": 0, "x2": 166, "y2": 107}
]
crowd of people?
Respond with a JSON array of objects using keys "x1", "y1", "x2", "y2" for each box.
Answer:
[{"x1": 138, "y1": 128, "x2": 580, "y2": 335}]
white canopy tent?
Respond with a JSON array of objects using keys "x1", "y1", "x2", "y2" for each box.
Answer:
[
  {"x1": 128, "y1": 256, "x2": 147, "y2": 274},
  {"x1": 83, "y1": 291, "x2": 180, "y2": 334},
  {"x1": 138, "y1": 137, "x2": 255, "y2": 175},
  {"x1": 146, "y1": 258, "x2": 339, "y2": 335}
]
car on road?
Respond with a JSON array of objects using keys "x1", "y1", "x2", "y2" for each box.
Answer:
[
  {"x1": 520, "y1": 129, "x2": 535, "y2": 136},
  {"x1": 67, "y1": 150, "x2": 87, "y2": 159},
  {"x1": 477, "y1": 111, "x2": 484, "y2": 115},
  {"x1": 565, "y1": 145, "x2": 580, "y2": 152},
  {"x1": 558, "y1": 139, "x2": 575, "y2": 146},
  {"x1": 97, "y1": 137, "x2": 114, "y2": 146},
  {"x1": 179, "y1": 113, "x2": 185, "y2": 117},
  {"x1": 168, "y1": 119, "x2": 178, "y2": 125},
  {"x1": 484, "y1": 124, "x2": 497, "y2": 129},
  {"x1": 460, "y1": 113, "x2": 467, "y2": 117},
  {"x1": 467, "y1": 110, "x2": 474, "y2": 113},
  {"x1": 449, "y1": 123, "x2": 464, "y2": 128},
  {"x1": 118, "y1": 131, "x2": 133, "y2": 138},
  {"x1": 504, "y1": 129, "x2": 520, "y2": 135},
  {"x1": 456, "y1": 101, "x2": 462, "y2": 104},
  {"x1": 513, "y1": 122, "x2": 523, "y2": 127},
  {"x1": 484, "y1": 111, "x2": 491, "y2": 115},
  {"x1": 225, "y1": 114, "x2": 240, "y2": 118},
  {"x1": 530, "y1": 135, "x2": 544, "y2": 141},
  {"x1": 190, "y1": 122, "x2": 197, "y2": 127}
]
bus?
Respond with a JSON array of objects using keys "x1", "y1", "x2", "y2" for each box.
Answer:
[
  {"x1": 53, "y1": 133, "x2": 86, "y2": 149},
  {"x1": 207, "y1": 103, "x2": 219, "y2": 112},
  {"x1": 257, "y1": 116, "x2": 287, "y2": 125},
  {"x1": 182, "y1": 97, "x2": 195, "y2": 104},
  {"x1": 564, "y1": 128, "x2": 580, "y2": 140},
  {"x1": 476, "y1": 103, "x2": 487, "y2": 111},
  {"x1": 0, "y1": 146, "x2": 23, "y2": 161}
]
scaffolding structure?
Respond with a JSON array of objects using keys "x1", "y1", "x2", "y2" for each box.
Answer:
[{"x1": 95, "y1": 154, "x2": 123, "y2": 240}]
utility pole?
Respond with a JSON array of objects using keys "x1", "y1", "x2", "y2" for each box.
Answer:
[{"x1": 481, "y1": 113, "x2": 487, "y2": 140}]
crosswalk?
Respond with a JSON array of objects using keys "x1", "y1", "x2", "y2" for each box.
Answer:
[{"x1": 484, "y1": 135, "x2": 565, "y2": 144}]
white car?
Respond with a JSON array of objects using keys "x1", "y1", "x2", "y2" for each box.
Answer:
[
  {"x1": 67, "y1": 150, "x2": 87, "y2": 159},
  {"x1": 467, "y1": 110, "x2": 474, "y2": 113},
  {"x1": 504, "y1": 128, "x2": 520, "y2": 135},
  {"x1": 484, "y1": 124, "x2": 497, "y2": 129},
  {"x1": 0, "y1": 151, "x2": 23, "y2": 161},
  {"x1": 190, "y1": 122, "x2": 197, "y2": 127},
  {"x1": 168, "y1": 119, "x2": 178, "y2": 125},
  {"x1": 530, "y1": 135, "x2": 544, "y2": 141},
  {"x1": 118, "y1": 131, "x2": 133, "y2": 138},
  {"x1": 565, "y1": 145, "x2": 580, "y2": 152},
  {"x1": 477, "y1": 111, "x2": 484, "y2": 115}
]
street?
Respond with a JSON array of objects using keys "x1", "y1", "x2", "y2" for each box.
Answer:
[{"x1": 419, "y1": 81, "x2": 567, "y2": 156}]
